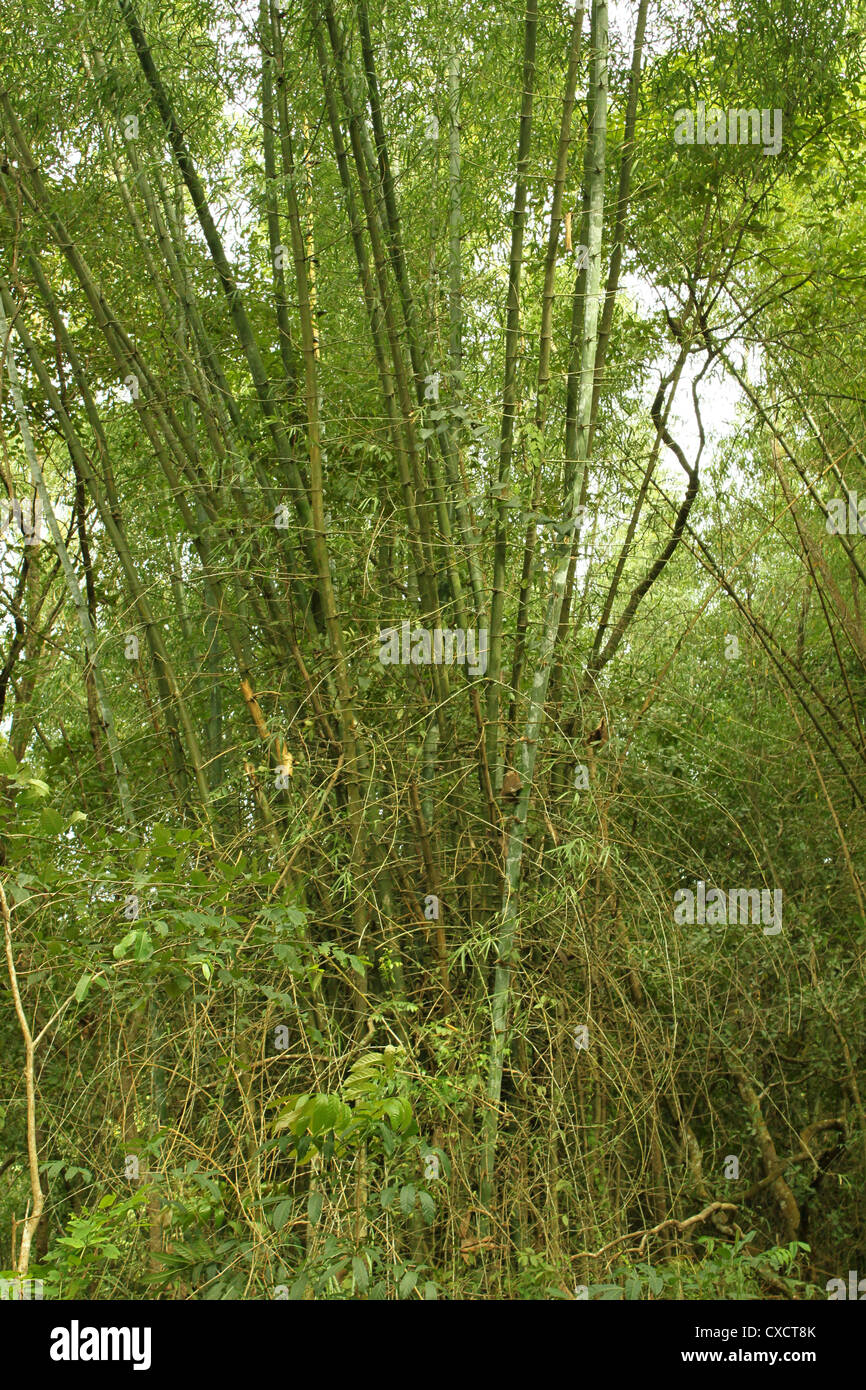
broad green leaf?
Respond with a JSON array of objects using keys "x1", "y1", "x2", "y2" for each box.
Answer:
[
  {"x1": 39, "y1": 806, "x2": 64, "y2": 834},
  {"x1": 352, "y1": 1256, "x2": 369, "y2": 1293},
  {"x1": 272, "y1": 1199, "x2": 293, "y2": 1231},
  {"x1": 19, "y1": 776, "x2": 50, "y2": 799},
  {"x1": 310, "y1": 1093, "x2": 341, "y2": 1135},
  {"x1": 134, "y1": 931, "x2": 153, "y2": 962},
  {"x1": 0, "y1": 747, "x2": 18, "y2": 775},
  {"x1": 73, "y1": 973, "x2": 92, "y2": 1003}
]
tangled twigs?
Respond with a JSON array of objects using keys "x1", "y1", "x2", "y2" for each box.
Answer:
[
  {"x1": 1, "y1": 876, "x2": 44, "y2": 1279},
  {"x1": 574, "y1": 1201, "x2": 739, "y2": 1261}
]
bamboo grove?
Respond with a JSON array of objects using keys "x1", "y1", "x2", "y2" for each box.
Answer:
[{"x1": 0, "y1": 0, "x2": 864, "y2": 1300}]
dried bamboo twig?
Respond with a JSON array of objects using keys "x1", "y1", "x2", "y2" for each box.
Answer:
[{"x1": 574, "y1": 1201, "x2": 739, "y2": 1261}]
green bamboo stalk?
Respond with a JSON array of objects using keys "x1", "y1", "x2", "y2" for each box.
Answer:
[
  {"x1": 0, "y1": 107, "x2": 226, "y2": 524},
  {"x1": 352, "y1": 10, "x2": 473, "y2": 635},
  {"x1": 149, "y1": 160, "x2": 321, "y2": 652},
  {"x1": 270, "y1": 0, "x2": 369, "y2": 1010},
  {"x1": 551, "y1": 0, "x2": 649, "y2": 705},
  {"x1": 0, "y1": 272, "x2": 214, "y2": 817},
  {"x1": 509, "y1": 5, "x2": 585, "y2": 713},
  {"x1": 318, "y1": 2, "x2": 443, "y2": 612},
  {"x1": 537, "y1": 6, "x2": 586, "y2": 424},
  {"x1": 447, "y1": 54, "x2": 462, "y2": 400},
  {"x1": 0, "y1": 299, "x2": 136, "y2": 827},
  {"x1": 0, "y1": 125, "x2": 301, "y2": 750},
  {"x1": 479, "y1": 0, "x2": 608, "y2": 1223},
  {"x1": 587, "y1": 0, "x2": 648, "y2": 453},
  {"x1": 116, "y1": 0, "x2": 317, "y2": 564},
  {"x1": 259, "y1": 2, "x2": 302, "y2": 396},
  {"x1": 354, "y1": 0, "x2": 483, "y2": 630},
  {"x1": 485, "y1": 0, "x2": 538, "y2": 792}
]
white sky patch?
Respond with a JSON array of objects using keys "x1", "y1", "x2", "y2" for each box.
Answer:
[{"x1": 619, "y1": 268, "x2": 759, "y2": 489}]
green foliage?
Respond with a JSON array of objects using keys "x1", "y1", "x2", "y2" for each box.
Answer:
[
  {"x1": 37, "y1": 1192, "x2": 150, "y2": 1300},
  {"x1": 587, "y1": 1235, "x2": 819, "y2": 1302},
  {"x1": 0, "y1": 0, "x2": 863, "y2": 1305},
  {"x1": 272, "y1": 1047, "x2": 417, "y2": 1161}
]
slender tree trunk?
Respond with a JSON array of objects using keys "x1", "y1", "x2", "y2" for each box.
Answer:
[{"x1": 1, "y1": 880, "x2": 44, "y2": 1282}]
